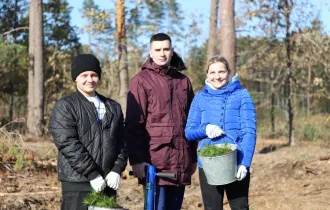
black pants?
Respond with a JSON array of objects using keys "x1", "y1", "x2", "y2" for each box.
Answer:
[
  {"x1": 61, "y1": 182, "x2": 116, "y2": 210},
  {"x1": 199, "y1": 168, "x2": 250, "y2": 210}
]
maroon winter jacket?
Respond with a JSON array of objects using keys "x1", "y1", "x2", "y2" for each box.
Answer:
[{"x1": 125, "y1": 52, "x2": 197, "y2": 185}]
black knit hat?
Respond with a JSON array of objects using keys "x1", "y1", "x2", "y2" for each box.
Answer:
[{"x1": 71, "y1": 54, "x2": 102, "y2": 81}]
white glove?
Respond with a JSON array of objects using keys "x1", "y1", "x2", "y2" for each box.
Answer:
[
  {"x1": 236, "y1": 165, "x2": 248, "y2": 181},
  {"x1": 206, "y1": 124, "x2": 224, "y2": 139},
  {"x1": 105, "y1": 171, "x2": 120, "y2": 190},
  {"x1": 90, "y1": 175, "x2": 106, "y2": 192},
  {"x1": 132, "y1": 162, "x2": 149, "y2": 179}
]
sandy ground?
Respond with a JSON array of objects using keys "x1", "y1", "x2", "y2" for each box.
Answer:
[{"x1": 1, "y1": 139, "x2": 330, "y2": 210}]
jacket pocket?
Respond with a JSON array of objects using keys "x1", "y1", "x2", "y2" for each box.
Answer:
[
  {"x1": 149, "y1": 137, "x2": 172, "y2": 170},
  {"x1": 147, "y1": 126, "x2": 173, "y2": 149},
  {"x1": 147, "y1": 126, "x2": 173, "y2": 138},
  {"x1": 149, "y1": 137, "x2": 171, "y2": 151},
  {"x1": 151, "y1": 113, "x2": 170, "y2": 124}
]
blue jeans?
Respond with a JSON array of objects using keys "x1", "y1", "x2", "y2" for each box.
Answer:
[{"x1": 154, "y1": 185, "x2": 185, "y2": 210}]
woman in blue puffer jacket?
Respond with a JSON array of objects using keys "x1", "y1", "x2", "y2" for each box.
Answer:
[{"x1": 185, "y1": 56, "x2": 256, "y2": 210}]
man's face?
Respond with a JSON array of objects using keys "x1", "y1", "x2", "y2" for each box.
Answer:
[
  {"x1": 149, "y1": 40, "x2": 173, "y2": 66},
  {"x1": 75, "y1": 71, "x2": 99, "y2": 97}
]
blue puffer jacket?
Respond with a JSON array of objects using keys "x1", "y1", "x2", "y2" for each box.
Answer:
[{"x1": 185, "y1": 78, "x2": 256, "y2": 168}]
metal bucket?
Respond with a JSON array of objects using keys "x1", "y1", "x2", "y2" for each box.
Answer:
[
  {"x1": 88, "y1": 207, "x2": 129, "y2": 210},
  {"x1": 199, "y1": 143, "x2": 237, "y2": 185}
]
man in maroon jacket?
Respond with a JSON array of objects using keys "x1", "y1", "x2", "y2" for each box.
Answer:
[{"x1": 125, "y1": 33, "x2": 197, "y2": 210}]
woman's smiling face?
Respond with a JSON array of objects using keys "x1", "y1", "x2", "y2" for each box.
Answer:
[{"x1": 206, "y1": 62, "x2": 230, "y2": 89}]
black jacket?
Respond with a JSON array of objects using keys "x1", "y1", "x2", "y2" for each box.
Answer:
[{"x1": 48, "y1": 91, "x2": 128, "y2": 183}]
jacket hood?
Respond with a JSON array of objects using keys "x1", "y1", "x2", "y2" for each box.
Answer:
[
  {"x1": 141, "y1": 51, "x2": 187, "y2": 74},
  {"x1": 204, "y1": 74, "x2": 242, "y2": 95}
]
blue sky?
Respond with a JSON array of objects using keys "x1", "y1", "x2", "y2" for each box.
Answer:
[
  {"x1": 68, "y1": 0, "x2": 330, "y2": 51},
  {"x1": 68, "y1": 0, "x2": 211, "y2": 45}
]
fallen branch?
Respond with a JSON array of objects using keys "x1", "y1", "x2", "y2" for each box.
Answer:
[
  {"x1": 35, "y1": 186, "x2": 60, "y2": 190},
  {"x1": 4, "y1": 164, "x2": 14, "y2": 173},
  {"x1": 0, "y1": 191, "x2": 60, "y2": 197},
  {"x1": 319, "y1": 156, "x2": 330, "y2": 161}
]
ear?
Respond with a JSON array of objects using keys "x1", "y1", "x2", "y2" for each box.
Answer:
[
  {"x1": 170, "y1": 47, "x2": 174, "y2": 56},
  {"x1": 149, "y1": 49, "x2": 152, "y2": 58}
]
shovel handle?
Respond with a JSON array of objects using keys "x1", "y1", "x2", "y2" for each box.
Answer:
[
  {"x1": 156, "y1": 172, "x2": 176, "y2": 179},
  {"x1": 128, "y1": 170, "x2": 176, "y2": 179}
]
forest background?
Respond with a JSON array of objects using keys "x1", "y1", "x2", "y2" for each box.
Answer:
[
  {"x1": 1, "y1": 0, "x2": 330, "y2": 209},
  {"x1": 0, "y1": 0, "x2": 330, "y2": 164},
  {"x1": 1, "y1": 0, "x2": 330, "y2": 143}
]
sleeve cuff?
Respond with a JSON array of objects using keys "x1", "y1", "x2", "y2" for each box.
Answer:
[
  {"x1": 87, "y1": 171, "x2": 100, "y2": 180},
  {"x1": 111, "y1": 164, "x2": 123, "y2": 175}
]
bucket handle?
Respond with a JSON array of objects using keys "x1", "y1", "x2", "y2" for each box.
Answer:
[{"x1": 225, "y1": 133, "x2": 243, "y2": 151}]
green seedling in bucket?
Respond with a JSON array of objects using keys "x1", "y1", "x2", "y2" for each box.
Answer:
[
  {"x1": 198, "y1": 143, "x2": 233, "y2": 157},
  {"x1": 83, "y1": 191, "x2": 122, "y2": 209},
  {"x1": 198, "y1": 143, "x2": 237, "y2": 185}
]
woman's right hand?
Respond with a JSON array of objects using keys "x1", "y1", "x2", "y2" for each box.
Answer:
[{"x1": 206, "y1": 124, "x2": 224, "y2": 138}]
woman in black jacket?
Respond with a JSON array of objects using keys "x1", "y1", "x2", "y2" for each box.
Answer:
[{"x1": 48, "y1": 54, "x2": 128, "y2": 210}]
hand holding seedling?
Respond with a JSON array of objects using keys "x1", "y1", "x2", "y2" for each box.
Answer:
[
  {"x1": 90, "y1": 174, "x2": 106, "y2": 192},
  {"x1": 105, "y1": 171, "x2": 120, "y2": 190}
]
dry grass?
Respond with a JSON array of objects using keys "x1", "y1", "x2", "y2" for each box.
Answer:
[
  {"x1": 0, "y1": 120, "x2": 57, "y2": 172},
  {"x1": 257, "y1": 110, "x2": 330, "y2": 142},
  {"x1": 1, "y1": 138, "x2": 330, "y2": 209}
]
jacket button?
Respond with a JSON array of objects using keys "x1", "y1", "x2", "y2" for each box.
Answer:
[
  {"x1": 222, "y1": 107, "x2": 224, "y2": 109},
  {"x1": 220, "y1": 119, "x2": 223, "y2": 122}
]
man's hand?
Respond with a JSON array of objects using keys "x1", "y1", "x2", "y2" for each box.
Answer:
[
  {"x1": 236, "y1": 165, "x2": 248, "y2": 181},
  {"x1": 132, "y1": 162, "x2": 149, "y2": 179},
  {"x1": 105, "y1": 171, "x2": 120, "y2": 190},
  {"x1": 90, "y1": 175, "x2": 106, "y2": 192},
  {"x1": 206, "y1": 124, "x2": 224, "y2": 139}
]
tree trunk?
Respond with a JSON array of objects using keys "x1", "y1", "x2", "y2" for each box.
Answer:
[
  {"x1": 271, "y1": 70, "x2": 275, "y2": 138},
  {"x1": 34, "y1": 0, "x2": 44, "y2": 136},
  {"x1": 207, "y1": 0, "x2": 219, "y2": 60},
  {"x1": 116, "y1": 0, "x2": 128, "y2": 114},
  {"x1": 9, "y1": 80, "x2": 14, "y2": 121},
  {"x1": 10, "y1": 0, "x2": 18, "y2": 122},
  {"x1": 284, "y1": 0, "x2": 294, "y2": 146},
  {"x1": 307, "y1": 64, "x2": 311, "y2": 118},
  {"x1": 27, "y1": 0, "x2": 44, "y2": 137},
  {"x1": 220, "y1": 0, "x2": 236, "y2": 76},
  {"x1": 27, "y1": 0, "x2": 35, "y2": 133}
]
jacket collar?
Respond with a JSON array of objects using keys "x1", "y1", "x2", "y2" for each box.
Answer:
[
  {"x1": 204, "y1": 75, "x2": 242, "y2": 95},
  {"x1": 74, "y1": 90, "x2": 113, "y2": 127},
  {"x1": 75, "y1": 90, "x2": 103, "y2": 102},
  {"x1": 141, "y1": 51, "x2": 186, "y2": 75}
]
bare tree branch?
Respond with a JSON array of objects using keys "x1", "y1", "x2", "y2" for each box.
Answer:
[{"x1": 3, "y1": 27, "x2": 29, "y2": 36}]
